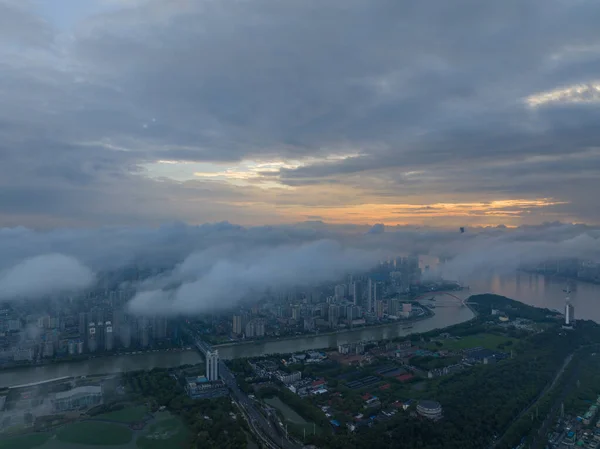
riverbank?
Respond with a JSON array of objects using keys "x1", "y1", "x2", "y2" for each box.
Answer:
[
  {"x1": 214, "y1": 306, "x2": 435, "y2": 350},
  {"x1": 0, "y1": 347, "x2": 192, "y2": 373},
  {"x1": 0, "y1": 350, "x2": 203, "y2": 388}
]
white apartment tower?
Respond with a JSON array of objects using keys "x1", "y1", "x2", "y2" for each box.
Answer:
[{"x1": 206, "y1": 350, "x2": 220, "y2": 381}]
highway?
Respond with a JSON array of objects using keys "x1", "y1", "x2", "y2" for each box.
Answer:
[{"x1": 193, "y1": 337, "x2": 301, "y2": 449}]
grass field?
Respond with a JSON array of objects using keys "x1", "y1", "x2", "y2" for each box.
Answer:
[
  {"x1": 57, "y1": 421, "x2": 133, "y2": 446},
  {"x1": 95, "y1": 405, "x2": 148, "y2": 423},
  {"x1": 431, "y1": 333, "x2": 516, "y2": 351},
  {"x1": 136, "y1": 416, "x2": 189, "y2": 449},
  {"x1": 0, "y1": 433, "x2": 50, "y2": 449}
]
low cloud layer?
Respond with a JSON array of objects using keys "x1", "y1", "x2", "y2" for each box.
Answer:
[
  {"x1": 128, "y1": 240, "x2": 382, "y2": 316},
  {"x1": 0, "y1": 222, "x2": 598, "y2": 313},
  {"x1": 438, "y1": 227, "x2": 600, "y2": 280},
  {"x1": 0, "y1": 254, "x2": 94, "y2": 300}
]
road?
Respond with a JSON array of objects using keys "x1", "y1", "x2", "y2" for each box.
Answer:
[
  {"x1": 220, "y1": 360, "x2": 300, "y2": 449},
  {"x1": 193, "y1": 337, "x2": 301, "y2": 449},
  {"x1": 490, "y1": 352, "x2": 575, "y2": 449}
]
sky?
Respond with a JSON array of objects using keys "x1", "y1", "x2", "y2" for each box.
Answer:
[{"x1": 1, "y1": 0, "x2": 600, "y2": 228}]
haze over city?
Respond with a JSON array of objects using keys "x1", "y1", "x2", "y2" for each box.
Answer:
[
  {"x1": 0, "y1": 0, "x2": 599, "y2": 311},
  {"x1": 3, "y1": 2, "x2": 600, "y2": 449}
]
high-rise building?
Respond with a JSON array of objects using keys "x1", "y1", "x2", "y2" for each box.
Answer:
[
  {"x1": 245, "y1": 319, "x2": 266, "y2": 338},
  {"x1": 232, "y1": 315, "x2": 243, "y2": 335},
  {"x1": 564, "y1": 287, "x2": 575, "y2": 328},
  {"x1": 388, "y1": 299, "x2": 400, "y2": 316},
  {"x1": 334, "y1": 284, "x2": 346, "y2": 301},
  {"x1": 367, "y1": 279, "x2": 374, "y2": 312},
  {"x1": 291, "y1": 307, "x2": 300, "y2": 320},
  {"x1": 303, "y1": 317, "x2": 315, "y2": 332},
  {"x1": 206, "y1": 350, "x2": 219, "y2": 381},
  {"x1": 351, "y1": 282, "x2": 363, "y2": 306},
  {"x1": 346, "y1": 305, "x2": 360, "y2": 321},
  {"x1": 97, "y1": 321, "x2": 105, "y2": 351},
  {"x1": 43, "y1": 340, "x2": 54, "y2": 358},
  {"x1": 78, "y1": 312, "x2": 87, "y2": 339},
  {"x1": 153, "y1": 316, "x2": 167, "y2": 340},
  {"x1": 367, "y1": 279, "x2": 383, "y2": 313},
  {"x1": 138, "y1": 317, "x2": 150, "y2": 348},
  {"x1": 120, "y1": 323, "x2": 132, "y2": 348},
  {"x1": 375, "y1": 300, "x2": 385, "y2": 319},
  {"x1": 232, "y1": 314, "x2": 249, "y2": 336},
  {"x1": 565, "y1": 301, "x2": 575, "y2": 326},
  {"x1": 328, "y1": 304, "x2": 340, "y2": 327},
  {"x1": 105, "y1": 321, "x2": 114, "y2": 351},
  {"x1": 88, "y1": 322, "x2": 97, "y2": 353}
]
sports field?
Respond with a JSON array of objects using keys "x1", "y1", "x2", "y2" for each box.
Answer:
[
  {"x1": 432, "y1": 333, "x2": 516, "y2": 351},
  {"x1": 0, "y1": 433, "x2": 50, "y2": 449},
  {"x1": 95, "y1": 405, "x2": 148, "y2": 423},
  {"x1": 57, "y1": 421, "x2": 133, "y2": 446},
  {"x1": 136, "y1": 414, "x2": 189, "y2": 449}
]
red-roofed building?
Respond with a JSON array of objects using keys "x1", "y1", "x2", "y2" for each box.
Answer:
[
  {"x1": 361, "y1": 393, "x2": 373, "y2": 401},
  {"x1": 312, "y1": 379, "x2": 326, "y2": 388},
  {"x1": 396, "y1": 373, "x2": 414, "y2": 382},
  {"x1": 379, "y1": 383, "x2": 391, "y2": 391}
]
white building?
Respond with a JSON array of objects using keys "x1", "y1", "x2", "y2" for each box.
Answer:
[
  {"x1": 206, "y1": 350, "x2": 219, "y2": 381},
  {"x1": 52, "y1": 386, "x2": 102, "y2": 411},
  {"x1": 565, "y1": 301, "x2": 575, "y2": 326},
  {"x1": 276, "y1": 371, "x2": 301, "y2": 385},
  {"x1": 416, "y1": 400, "x2": 443, "y2": 420}
]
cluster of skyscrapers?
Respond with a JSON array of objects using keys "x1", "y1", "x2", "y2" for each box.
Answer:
[
  {"x1": 0, "y1": 284, "x2": 175, "y2": 366},
  {"x1": 224, "y1": 255, "x2": 423, "y2": 338}
]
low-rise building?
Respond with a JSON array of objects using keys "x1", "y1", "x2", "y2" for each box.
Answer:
[
  {"x1": 185, "y1": 378, "x2": 228, "y2": 400},
  {"x1": 416, "y1": 400, "x2": 442, "y2": 420},
  {"x1": 275, "y1": 371, "x2": 301, "y2": 385},
  {"x1": 52, "y1": 386, "x2": 102, "y2": 411}
]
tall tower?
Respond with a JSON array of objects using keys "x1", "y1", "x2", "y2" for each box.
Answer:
[
  {"x1": 206, "y1": 350, "x2": 220, "y2": 381},
  {"x1": 564, "y1": 286, "x2": 575, "y2": 328}
]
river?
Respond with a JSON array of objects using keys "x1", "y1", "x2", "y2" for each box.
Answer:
[
  {"x1": 1, "y1": 271, "x2": 598, "y2": 388},
  {"x1": 466, "y1": 271, "x2": 600, "y2": 322},
  {"x1": 0, "y1": 350, "x2": 203, "y2": 388}
]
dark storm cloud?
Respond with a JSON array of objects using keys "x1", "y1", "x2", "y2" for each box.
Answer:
[{"x1": 0, "y1": 0, "x2": 600, "y2": 225}]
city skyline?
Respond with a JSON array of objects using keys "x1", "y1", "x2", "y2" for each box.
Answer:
[{"x1": 1, "y1": 1, "x2": 600, "y2": 228}]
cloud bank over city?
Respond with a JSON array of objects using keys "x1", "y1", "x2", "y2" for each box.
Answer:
[
  {"x1": 0, "y1": 0, "x2": 600, "y2": 228},
  {"x1": 0, "y1": 254, "x2": 94, "y2": 300},
  {"x1": 0, "y1": 222, "x2": 598, "y2": 314},
  {"x1": 127, "y1": 240, "x2": 382, "y2": 316}
]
